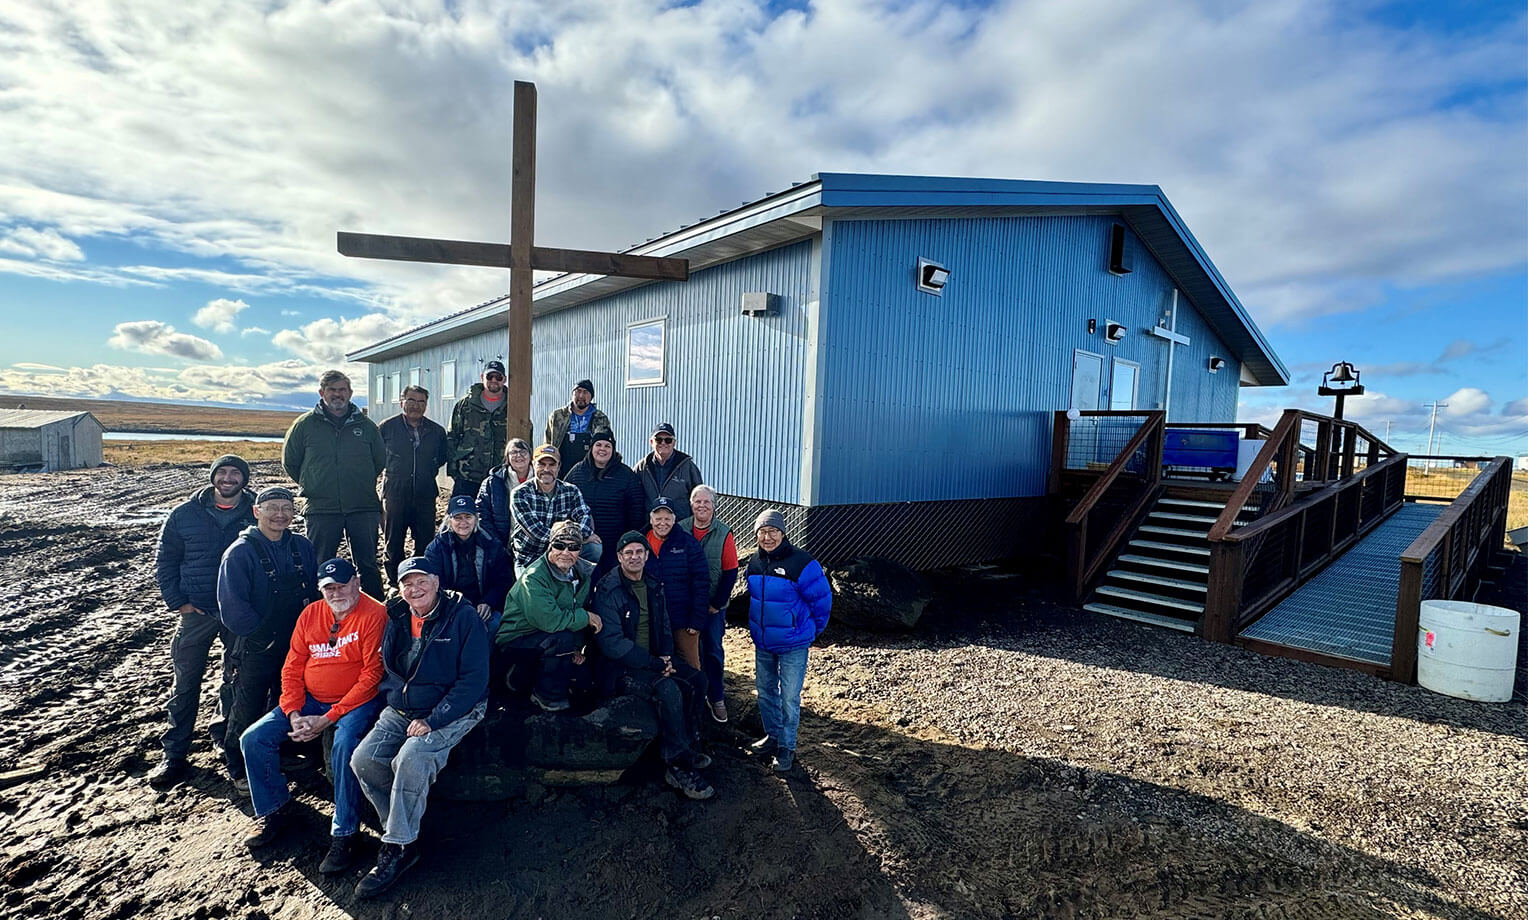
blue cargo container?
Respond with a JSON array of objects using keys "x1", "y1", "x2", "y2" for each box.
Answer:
[{"x1": 351, "y1": 174, "x2": 1287, "y2": 569}]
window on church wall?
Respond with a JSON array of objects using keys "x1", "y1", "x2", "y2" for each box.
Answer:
[
  {"x1": 439, "y1": 360, "x2": 457, "y2": 418},
  {"x1": 389, "y1": 372, "x2": 401, "y2": 405},
  {"x1": 626, "y1": 318, "x2": 666, "y2": 387},
  {"x1": 408, "y1": 366, "x2": 421, "y2": 387}
]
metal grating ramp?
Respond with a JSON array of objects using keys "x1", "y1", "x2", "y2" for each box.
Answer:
[{"x1": 1239, "y1": 504, "x2": 1444, "y2": 665}]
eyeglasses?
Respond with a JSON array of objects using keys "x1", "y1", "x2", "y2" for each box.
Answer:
[
  {"x1": 654, "y1": 436, "x2": 674, "y2": 444},
  {"x1": 401, "y1": 398, "x2": 426, "y2": 406},
  {"x1": 549, "y1": 541, "x2": 581, "y2": 552}
]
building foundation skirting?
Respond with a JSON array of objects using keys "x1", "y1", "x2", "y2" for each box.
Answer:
[{"x1": 714, "y1": 494, "x2": 1050, "y2": 571}]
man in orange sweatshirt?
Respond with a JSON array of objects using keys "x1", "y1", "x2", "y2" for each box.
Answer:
[{"x1": 238, "y1": 558, "x2": 388, "y2": 874}]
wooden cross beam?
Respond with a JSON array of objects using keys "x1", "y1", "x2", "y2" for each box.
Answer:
[{"x1": 336, "y1": 80, "x2": 689, "y2": 443}]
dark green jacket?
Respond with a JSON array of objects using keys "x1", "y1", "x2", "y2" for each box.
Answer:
[
  {"x1": 447, "y1": 383, "x2": 509, "y2": 486},
  {"x1": 282, "y1": 403, "x2": 386, "y2": 514},
  {"x1": 496, "y1": 555, "x2": 594, "y2": 644}
]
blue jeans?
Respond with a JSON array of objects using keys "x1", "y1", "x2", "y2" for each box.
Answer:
[
  {"x1": 239, "y1": 694, "x2": 385, "y2": 837},
  {"x1": 755, "y1": 646, "x2": 809, "y2": 752},
  {"x1": 350, "y1": 701, "x2": 487, "y2": 846},
  {"x1": 700, "y1": 612, "x2": 726, "y2": 704}
]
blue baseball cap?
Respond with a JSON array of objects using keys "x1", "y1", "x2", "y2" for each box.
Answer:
[
  {"x1": 397, "y1": 556, "x2": 438, "y2": 581},
  {"x1": 317, "y1": 558, "x2": 357, "y2": 587},
  {"x1": 648, "y1": 496, "x2": 676, "y2": 515},
  {"x1": 448, "y1": 494, "x2": 476, "y2": 517}
]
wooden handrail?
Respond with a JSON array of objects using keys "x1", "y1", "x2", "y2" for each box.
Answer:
[
  {"x1": 1400, "y1": 457, "x2": 1513, "y2": 563},
  {"x1": 1065, "y1": 412, "x2": 1164, "y2": 526},
  {"x1": 1206, "y1": 409, "x2": 1300, "y2": 541},
  {"x1": 1220, "y1": 453, "x2": 1408, "y2": 544}
]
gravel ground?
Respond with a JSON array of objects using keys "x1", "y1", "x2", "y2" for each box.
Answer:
[{"x1": 0, "y1": 460, "x2": 1523, "y2": 919}]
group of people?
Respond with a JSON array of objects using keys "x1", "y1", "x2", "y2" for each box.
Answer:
[{"x1": 149, "y1": 367, "x2": 832, "y2": 899}]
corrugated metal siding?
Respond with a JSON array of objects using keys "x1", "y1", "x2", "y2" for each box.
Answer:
[
  {"x1": 817, "y1": 215, "x2": 1238, "y2": 505},
  {"x1": 364, "y1": 241, "x2": 815, "y2": 505}
]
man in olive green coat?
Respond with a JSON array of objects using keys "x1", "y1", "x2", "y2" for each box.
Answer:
[
  {"x1": 283, "y1": 370, "x2": 387, "y2": 599},
  {"x1": 447, "y1": 361, "x2": 509, "y2": 499},
  {"x1": 495, "y1": 521, "x2": 602, "y2": 711}
]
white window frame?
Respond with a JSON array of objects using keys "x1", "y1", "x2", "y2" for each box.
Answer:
[
  {"x1": 408, "y1": 366, "x2": 422, "y2": 387},
  {"x1": 388, "y1": 372, "x2": 401, "y2": 406},
  {"x1": 626, "y1": 317, "x2": 667, "y2": 388},
  {"x1": 440, "y1": 360, "x2": 457, "y2": 399},
  {"x1": 374, "y1": 375, "x2": 385, "y2": 409}
]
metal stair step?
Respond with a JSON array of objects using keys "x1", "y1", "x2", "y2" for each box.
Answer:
[
  {"x1": 1084, "y1": 602, "x2": 1197, "y2": 633},
  {"x1": 1128, "y1": 540, "x2": 1211, "y2": 557},
  {"x1": 1095, "y1": 586, "x2": 1206, "y2": 614},
  {"x1": 1117, "y1": 554, "x2": 1210, "y2": 575},
  {"x1": 1148, "y1": 512, "x2": 1220, "y2": 526},
  {"x1": 1138, "y1": 525, "x2": 1212, "y2": 540},
  {"x1": 1107, "y1": 570, "x2": 1208, "y2": 593},
  {"x1": 1159, "y1": 498, "x2": 1228, "y2": 511}
]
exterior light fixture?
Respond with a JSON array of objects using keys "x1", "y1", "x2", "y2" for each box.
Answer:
[
  {"x1": 1104, "y1": 321, "x2": 1127, "y2": 345},
  {"x1": 1208, "y1": 356, "x2": 1226, "y2": 373},
  {"x1": 1317, "y1": 360, "x2": 1365, "y2": 420},
  {"x1": 916, "y1": 258, "x2": 949, "y2": 295}
]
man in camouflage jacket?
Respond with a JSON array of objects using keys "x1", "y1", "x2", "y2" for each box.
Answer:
[{"x1": 447, "y1": 361, "x2": 509, "y2": 499}]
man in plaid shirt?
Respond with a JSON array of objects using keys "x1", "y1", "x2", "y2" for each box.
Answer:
[{"x1": 510, "y1": 444, "x2": 602, "y2": 575}]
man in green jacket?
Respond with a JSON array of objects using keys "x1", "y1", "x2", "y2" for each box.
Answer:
[
  {"x1": 495, "y1": 520, "x2": 602, "y2": 711},
  {"x1": 283, "y1": 370, "x2": 387, "y2": 599},
  {"x1": 447, "y1": 361, "x2": 509, "y2": 498}
]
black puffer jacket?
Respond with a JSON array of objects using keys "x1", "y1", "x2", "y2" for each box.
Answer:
[
  {"x1": 565, "y1": 453, "x2": 645, "y2": 549},
  {"x1": 155, "y1": 486, "x2": 256, "y2": 614}
]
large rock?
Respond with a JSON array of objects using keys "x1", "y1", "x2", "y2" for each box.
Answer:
[
  {"x1": 433, "y1": 696, "x2": 660, "y2": 801},
  {"x1": 827, "y1": 558, "x2": 933, "y2": 632}
]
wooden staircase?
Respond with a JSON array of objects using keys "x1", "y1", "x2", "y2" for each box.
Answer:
[{"x1": 1083, "y1": 496, "x2": 1237, "y2": 633}]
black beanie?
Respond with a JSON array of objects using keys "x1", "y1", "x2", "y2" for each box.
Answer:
[
  {"x1": 210, "y1": 454, "x2": 251, "y2": 486},
  {"x1": 574, "y1": 378, "x2": 595, "y2": 398}
]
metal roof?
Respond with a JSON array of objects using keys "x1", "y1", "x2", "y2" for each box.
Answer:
[
  {"x1": 0, "y1": 409, "x2": 100, "y2": 429},
  {"x1": 348, "y1": 172, "x2": 1288, "y2": 386}
]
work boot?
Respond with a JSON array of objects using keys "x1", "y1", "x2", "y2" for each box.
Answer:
[
  {"x1": 709, "y1": 699, "x2": 728, "y2": 723},
  {"x1": 771, "y1": 749, "x2": 795, "y2": 773},
  {"x1": 355, "y1": 843, "x2": 420, "y2": 899},
  {"x1": 230, "y1": 775, "x2": 250, "y2": 795},
  {"x1": 319, "y1": 834, "x2": 358, "y2": 875},
  {"x1": 685, "y1": 749, "x2": 713, "y2": 770},
  {"x1": 146, "y1": 758, "x2": 189, "y2": 788},
  {"x1": 750, "y1": 735, "x2": 777, "y2": 757},
  {"x1": 530, "y1": 692, "x2": 569, "y2": 713},
  {"x1": 664, "y1": 766, "x2": 715, "y2": 800},
  {"x1": 244, "y1": 803, "x2": 293, "y2": 849}
]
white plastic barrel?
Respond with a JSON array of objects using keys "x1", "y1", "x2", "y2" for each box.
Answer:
[{"x1": 1417, "y1": 600, "x2": 1520, "y2": 702}]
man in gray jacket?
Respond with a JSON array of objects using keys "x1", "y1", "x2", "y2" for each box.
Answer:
[{"x1": 632, "y1": 422, "x2": 704, "y2": 522}]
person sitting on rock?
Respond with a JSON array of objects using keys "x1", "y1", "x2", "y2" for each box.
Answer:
[
  {"x1": 424, "y1": 494, "x2": 514, "y2": 637},
  {"x1": 349, "y1": 556, "x2": 489, "y2": 899},
  {"x1": 592, "y1": 531, "x2": 713, "y2": 800},
  {"x1": 746, "y1": 510, "x2": 832, "y2": 774},
  {"x1": 494, "y1": 520, "x2": 603, "y2": 712},
  {"x1": 217, "y1": 487, "x2": 319, "y2": 793},
  {"x1": 238, "y1": 558, "x2": 388, "y2": 874}
]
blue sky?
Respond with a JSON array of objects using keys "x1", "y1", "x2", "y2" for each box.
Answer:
[{"x1": 0, "y1": 0, "x2": 1523, "y2": 456}]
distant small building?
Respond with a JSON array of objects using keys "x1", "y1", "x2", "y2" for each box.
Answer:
[
  {"x1": 1517, "y1": 455, "x2": 1527, "y2": 473},
  {"x1": 0, "y1": 410, "x2": 104, "y2": 472}
]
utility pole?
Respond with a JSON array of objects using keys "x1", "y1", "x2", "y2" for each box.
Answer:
[{"x1": 1424, "y1": 401, "x2": 1447, "y2": 470}]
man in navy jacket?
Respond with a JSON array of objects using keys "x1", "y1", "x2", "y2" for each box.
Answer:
[
  {"x1": 350, "y1": 556, "x2": 488, "y2": 899},
  {"x1": 149, "y1": 454, "x2": 256, "y2": 787}
]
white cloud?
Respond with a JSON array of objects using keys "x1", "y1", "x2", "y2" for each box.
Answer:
[
  {"x1": 272, "y1": 313, "x2": 413, "y2": 365},
  {"x1": 1444, "y1": 387, "x2": 1492, "y2": 416},
  {"x1": 192, "y1": 297, "x2": 250, "y2": 333},
  {"x1": 0, "y1": 357, "x2": 356, "y2": 406},
  {"x1": 12, "y1": 362, "x2": 66, "y2": 372},
  {"x1": 107, "y1": 320, "x2": 223, "y2": 361},
  {"x1": 240, "y1": 325, "x2": 270, "y2": 336},
  {"x1": 0, "y1": 226, "x2": 84, "y2": 261}
]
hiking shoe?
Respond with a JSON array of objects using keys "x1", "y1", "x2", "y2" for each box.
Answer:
[
  {"x1": 147, "y1": 758, "x2": 189, "y2": 788},
  {"x1": 750, "y1": 735, "x2": 777, "y2": 756},
  {"x1": 665, "y1": 766, "x2": 715, "y2": 800},
  {"x1": 244, "y1": 804, "x2": 293, "y2": 849},
  {"x1": 530, "y1": 692, "x2": 569, "y2": 712},
  {"x1": 355, "y1": 843, "x2": 420, "y2": 899},
  {"x1": 709, "y1": 699, "x2": 728, "y2": 723},
  {"x1": 318, "y1": 834, "x2": 358, "y2": 875},
  {"x1": 686, "y1": 750, "x2": 713, "y2": 770},
  {"x1": 771, "y1": 749, "x2": 794, "y2": 773},
  {"x1": 231, "y1": 775, "x2": 251, "y2": 795}
]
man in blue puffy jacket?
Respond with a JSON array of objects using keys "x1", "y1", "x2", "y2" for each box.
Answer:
[
  {"x1": 148, "y1": 454, "x2": 256, "y2": 788},
  {"x1": 642, "y1": 496, "x2": 710, "y2": 685},
  {"x1": 745, "y1": 509, "x2": 831, "y2": 773}
]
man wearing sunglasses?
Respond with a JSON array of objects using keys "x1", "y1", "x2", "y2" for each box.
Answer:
[
  {"x1": 446, "y1": 360, "x2": 510, "y2": 499},
  {"x1": 495, "y1": 520, "x2": 603, "y2": 711},
  {"x1": 237, "y1": 558, "x2": 387, "y2": 874},
  {"x1": 633, "y1": 422, "x2": 705, "y2": 522}
]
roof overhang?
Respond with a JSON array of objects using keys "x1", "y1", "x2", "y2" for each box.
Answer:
[{"x1": 348, "y1": 173, "x2": 1288, "y2": 386}]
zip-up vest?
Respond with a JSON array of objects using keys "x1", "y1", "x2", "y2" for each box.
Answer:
[{"x1": 679, "y1": 516, "x2": 731, "y2": 594}]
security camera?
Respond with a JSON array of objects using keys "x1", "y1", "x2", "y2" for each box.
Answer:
[{"x1": 1208, "y1": 356, "x2": 1226, "y2": 373}]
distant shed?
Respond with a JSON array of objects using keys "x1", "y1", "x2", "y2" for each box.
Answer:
[{"x1": 0, "y1": 410, "x2": 105, "y2": 471}]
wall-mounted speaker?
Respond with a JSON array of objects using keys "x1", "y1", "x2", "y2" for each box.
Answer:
[{"x1": 1108, "y1": 224, "x2": 1133, "y2": 276}]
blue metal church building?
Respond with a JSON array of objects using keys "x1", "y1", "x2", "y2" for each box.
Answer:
[{"x1": 350, "y1": 173, "x2": 1288, "y2": 569}]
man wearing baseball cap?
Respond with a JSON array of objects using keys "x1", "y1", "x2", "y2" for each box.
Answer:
[
  {"x1": 633, "y1": 422, "x2": 705, "y2": 521},
  {"x1": 237, "y1": 558, "x2": 388, "y2": 873},
  {"x1": 351, "y1": 555, "x2": 488, "y2": 898},
  {"x1": 509, "y1": 443, "x2": 600, "y2": 576},
  {"x1": 216, "y1": 487, "x2": 320, "y2": 791},
  {"x1": 149, "y1": 454, "x2": 257, "y2": 787},
  {"x1": 446, "y1": 360, "x2": 510, "y2": 499},
  {"x1": 544, "y1": 378, "x2": 612, "y2": 477}
]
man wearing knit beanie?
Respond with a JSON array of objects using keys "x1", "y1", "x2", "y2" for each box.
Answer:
[
  {"x1": 149, "y1": 454, "x2": 258, "y2": 787},
  {"x1": 544, "y1": 378, "x2": 612, "y2": 477}
]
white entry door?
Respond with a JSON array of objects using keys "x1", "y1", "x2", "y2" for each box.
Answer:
[
  {"x1": 1071, "y1": 350, "x2": 1104, "y2": 411},
  {"x1": 1110, "y1": 359, "x2": 1140, "y2": 411}
]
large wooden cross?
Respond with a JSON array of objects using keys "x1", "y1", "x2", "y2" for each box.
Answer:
[{"x1": 337, "y1": 80, "x2": 689, "y2": 442}]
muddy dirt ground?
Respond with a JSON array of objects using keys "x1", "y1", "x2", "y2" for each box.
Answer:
[{"x1": 0, "y1": 460, "x2": 1523, "y2": 920}]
